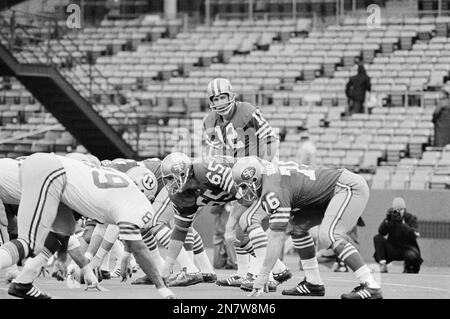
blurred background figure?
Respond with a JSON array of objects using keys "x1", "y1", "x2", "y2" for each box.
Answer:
[
  {"x1": 296, "y1": 131, "x2": 317, "y2": 166},
  {"x1": 345, "y1": 65, "x2": 371, "y2": 115},
  {"x1": 373, "y1": 197, "x2": 423, "y2": 274},
  {"x1": 432, "y1": 85, "x2": 450, "y2": 147}
]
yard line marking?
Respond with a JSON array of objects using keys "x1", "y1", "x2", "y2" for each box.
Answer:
[{"x1": 327, "y1": 278, "x2": 450, "y2": 293}]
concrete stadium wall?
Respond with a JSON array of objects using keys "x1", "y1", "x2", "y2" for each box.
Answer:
[{"x1": 194, "y1": 190, "x2": 450, "y2": 267}]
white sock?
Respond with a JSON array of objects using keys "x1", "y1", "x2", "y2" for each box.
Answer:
[
  {"x1": 272, "y1": 259, "x2": 287, "y2": 274},
  {"x1": 301, "y1": 257, "x2": 323, "y2": 285},
  {"x1": 236, "y1": 253, "x2": 249, "y2": 277},
  {"x1": 194, "y1": 251, "x2": 214, "y2": 274},
  {"x1": 248, "y1": 229, "x2": 267, "y2": 275},
  {"x1": 0, "y1": 247, "x2": 14, "y2": 269},
  {"x1": 15, "y1": 253, "x2": 48, "y2": 284},
  {"x1": 101, "y1": 251, "x2": 111, "y2": 271},
  {"x1": 186, "y1": 250, "x2": 194, "y2": 262},
  {"x1": 249, "y1": 255, "x2": 259, "y2": 275},
  {"x1": 355, "y1": 265, "x2": 380, "y2": 289},
  {"x1": 176, "y1": 248, "x2": 199, "y2": 273},
  {"x1": 148, "y1": 249, "x2": 165, "y2": 272}
]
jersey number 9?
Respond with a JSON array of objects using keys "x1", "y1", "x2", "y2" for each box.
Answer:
[{"x1": 92, "y1": 170, "x2": 129, "y2": 189}]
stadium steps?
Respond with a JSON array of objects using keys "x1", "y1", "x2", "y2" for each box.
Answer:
[{"x1": 0, "y1": 42, "x2": 136, "y2": 159}]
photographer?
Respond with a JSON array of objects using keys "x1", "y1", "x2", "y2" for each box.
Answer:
[{"x1": 373, "y1": 197, "x2": 423, "y2": 273}]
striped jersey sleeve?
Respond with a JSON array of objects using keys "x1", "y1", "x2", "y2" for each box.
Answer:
[
  {"x1": 117, "y1": 221, "x2": 142, "y2": 241},
  {"x1": 261, "y1": 190, "x2": 292, "y2": 231}
]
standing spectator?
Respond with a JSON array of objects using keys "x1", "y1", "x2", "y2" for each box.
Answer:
[
  {"x1": 345, "y1": 65, "x2": 371, "y2": 115},
  {"x1": 373, "y1": 197, "x2": 423, "y2": 273},
  {"x1": 296, "y1": 131, "x2": 317, "y2": 166},
  {"x1": 432, "y1": 85, "x2": 450, "y2": 147}
]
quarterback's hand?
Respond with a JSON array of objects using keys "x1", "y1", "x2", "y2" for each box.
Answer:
[{"x1": 248, "y1": 274, "x2": 269, "y2": 297}]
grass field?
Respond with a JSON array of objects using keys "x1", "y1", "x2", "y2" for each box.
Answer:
[{"x1": 1, "y1": 250, "x2": 449, "y2": 299}]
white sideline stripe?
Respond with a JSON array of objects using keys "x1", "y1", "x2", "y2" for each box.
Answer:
[{"x1": 327, "y1": 278, "x2": 450, "y2": 293}]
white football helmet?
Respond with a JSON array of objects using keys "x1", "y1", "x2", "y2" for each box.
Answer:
[
  {"x1": 126, "y1": 166, "x2": 158, "y2": 202},
  {"x1": 206, "y1": 78, "x2": 236, "y2": 116}
]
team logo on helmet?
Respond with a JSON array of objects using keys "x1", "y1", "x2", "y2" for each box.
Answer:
[
  {"x1": 241, "y1": 167, "x2": 256, "y2": 180},
  {"x1": 171, "y1": 162, "x2": 185, "y2": 174},
  {"x1": 141, "y1": 174, "x2": 156, "y2": 190}
]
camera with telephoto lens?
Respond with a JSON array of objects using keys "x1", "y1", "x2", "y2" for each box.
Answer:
[{"x1": 387, "y1": 208, "x2": 403, "y2": 223}]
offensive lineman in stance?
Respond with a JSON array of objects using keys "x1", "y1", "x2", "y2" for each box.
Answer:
[
  {"x1": 0, "y1": 153, "x2": 175, "y2": 299},
  {"x1": 159, "y1": 153, "x2": 291, "y2": 289},
  {"x1": 231, "y1": 157, "x2": 383, "y2": 299}
]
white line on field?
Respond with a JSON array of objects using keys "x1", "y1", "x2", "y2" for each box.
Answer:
[{"x1": 326, "y1": 277, "x2": 450, "y2": 293}]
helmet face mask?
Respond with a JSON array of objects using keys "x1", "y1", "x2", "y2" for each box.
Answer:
[
  {"x1": 162, "y1": 167, "x2": 190, "y2": 195},
  {"x1": 207, "y1": 78, "x2": 236, "y2": 116},
  {"x1": 161, "y1": 152, "x2": 192, "y2": 195},
  {"x1": 236, "y1": 179, "x2": 261, "y2": 203},
  {"x1": 232, "y1": 156, "x2": 263, "y2": 204}
]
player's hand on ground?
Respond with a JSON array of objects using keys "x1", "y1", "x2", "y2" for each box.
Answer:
[
  {"x1": 248, "y1": 274, "x2": 269, "y2": 297},
  {"x1": 120, "y1": 252, "x2": 132, "y2": 282},
  {"x1": 52, "y1": 260, "x2": 68, "y2": 281}
]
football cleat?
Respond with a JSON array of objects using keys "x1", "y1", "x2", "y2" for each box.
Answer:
[
  {"x1": 282, "y1": 278, "x2": 325, "y2": 296},
  {"x1": 131, "y1": 275, "x2": 154, "y2": 285},
  {"x1": 240, "y1": 280, "x2": 278, "y2": 292},
  {"x1": 273, "y1": 268, "x2": 292, "y2": 284},
  {"x1": 216, "y1": 274, "x2": 248, "y2": 287},
  {"x1": 341, "y1": 283, "x2": 383, "y2": 299},
  {"x1": 167, "y1": 268, "x2": 203, "y2": 287},
  {"x1": 202, "y1": 273, "x2": 218, "y2": 283},
  {"x1": 8, "y1": 282, "x2": 52, "y2": 299}
]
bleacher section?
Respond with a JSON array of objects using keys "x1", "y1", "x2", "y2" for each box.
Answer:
[{"x1": 1, "y1": 10, "x2": 450, "y2": 189}]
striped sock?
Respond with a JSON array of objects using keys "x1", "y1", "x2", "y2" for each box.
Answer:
[
  {"x1": 334, "y1": 241, "x2": 364, "y2": 272},
  {"x1": 154, "y1": 226, "x2": 172, "y2": 249},
  {"x1": 248, "y1": 227, "x2": 268, "y2": 275},
  {"x1": 235, "y1": 246, "x2": 249, "y2": 277},
  {"x1": 292, "y1": 234, "x2": 322, "y2": 285}
]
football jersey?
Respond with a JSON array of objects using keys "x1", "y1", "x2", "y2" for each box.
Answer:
[
  {"x1": 108, "y1": 158, "x2": 164, "y2": 195},
  {"x1": 168, "y1": 157, "x2": 237, "y2": 239},
  {"x1": 259, "y1": 161, "x2": 343, "y2": 231},
  {"x1": 203, "y1": 101, "x2": 278, "y2": 160},
  {"x1": 57, "y1": 156, "x2": 153, "y2": 240}
]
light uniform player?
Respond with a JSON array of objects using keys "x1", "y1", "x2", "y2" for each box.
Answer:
[
  {"x1": 0, "y1": 156, "x2": 92, "y2": 299},
  {"x1": 90, "y1": 158, "x2": 216, "y2": 286},
  {"x1": 231, "y1": 157, "x2": 383, "y2": 299},
  {"x1": 159, "y1": 153, "x2": 291, "y2": 290},
  {"x1": 203, "y1": 78, "x2": 287, "y2": 288},
  {"x1": 0, "y1": 153, "x2": 175, "y2": 299}
]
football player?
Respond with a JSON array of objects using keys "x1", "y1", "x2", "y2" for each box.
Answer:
[
  {"x1": 98, "y1": 157, "x2": 216, "y2": 286},
  {"x1": 159, "y1": 152, "x2": 291, "y2": 290},
  {"x1": 231, "y1": 157, "x2": 383, "y2": 299},
  {"x1": 203, "y1": 78, "x2": 288, "y2": 289},
  {"x1": 0, "y1": 153, "x2": 175, "y2": 299}
]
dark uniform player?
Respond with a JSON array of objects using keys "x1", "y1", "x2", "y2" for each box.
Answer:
[
  {"x1": 203, "y1": 78, "x2": 289, "y2": 289},
  {"x1": 159, "y1": 153, "x2": 291, "y2": 289},
  {"x1": 103, "y1": 158, "x2": 216, "y2": 285},
  {"x1": 231, "y1": 157, "x2": 383, "y2": 299}
]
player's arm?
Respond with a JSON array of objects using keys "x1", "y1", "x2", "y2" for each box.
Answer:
[
  {"x1": 118, "y1": 221, "x2": 175, "y2": 298},
  {"x1": 90, "y1": 224, "x2": 120, "y2": 269},
  {"x1": 251, "y1": 109, "x2": 279, "y2": 161},
  {"x1": 251, "y1": 192, "x2": 291, "y2": 295},
  {"x1": 162, "y1": 202, "x2": 197, "y2": 277},
  {"x1": 83, "y1": 222, "x2": 107, "y2": 261},
  {"x1": 0, "y1": 200, "x2": 9, "y2": 244}
]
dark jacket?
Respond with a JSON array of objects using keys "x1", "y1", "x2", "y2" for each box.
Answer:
[
  {"x1": 378, "y1": 210, "x2": 421, "y2": 257},
  {"x1": 432, "y1": 98, "x2": 450, "y2": 147},
  {"x1": 345, "y1": 66, "x2": 371, "y2": 102}
]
